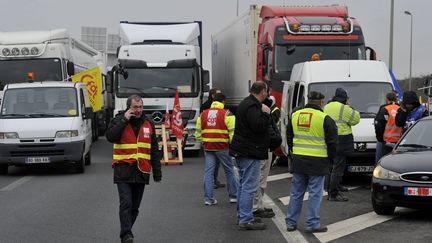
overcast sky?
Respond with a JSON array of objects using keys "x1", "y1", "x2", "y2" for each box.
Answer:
[{"x1": 0, "y1": 0, "x2": 430, "y2": 79}]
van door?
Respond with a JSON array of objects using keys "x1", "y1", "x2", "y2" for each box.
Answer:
[
  {"x1": 79, "y1": 88, "x2": 92, "y2": 153},
  {"x1": 280, "y1": 81, "x2": 292, "y2": 155}
]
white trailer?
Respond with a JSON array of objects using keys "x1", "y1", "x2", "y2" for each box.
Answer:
[{"x1": 111, "y1": 22, "x2": 209, "y2": 153}]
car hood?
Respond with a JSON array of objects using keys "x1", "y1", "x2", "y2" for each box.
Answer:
[{"x1": 380, "y1": 150, "x2": 432, "y2": 173}]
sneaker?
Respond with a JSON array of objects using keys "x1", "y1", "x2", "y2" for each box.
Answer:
[
  {"x1": 229, "y1": 198, "x2": 237, "y2": 203},
  {"x1": 328, "y1": 193, "x2": 348, "y2": 202},
  {"x1": 305, "y1": 226, "x2": 328, "y2": 233},
  {"x1": 121, "y1": 234, "x2": 134, "y2": 243},
  {"x1": 204, "y1": 198, "x2": 218, "y2": 206},
  {"x1": 238, "y1": 219, "x2": 266, "y2": 230},
  {"x1": 214, "y1": 181, "x2": 226, "y2": 189},
  {"x1": 286, "y1": 225, "x2": 297, "y2": 232},
  {"x1": 253, "y1": 208, "x2": 275, "y2": 218}
]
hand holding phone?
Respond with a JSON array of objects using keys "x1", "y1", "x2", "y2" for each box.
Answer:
[{"x1": 124, "y1": 109, "x2": 136, "y2": 120}]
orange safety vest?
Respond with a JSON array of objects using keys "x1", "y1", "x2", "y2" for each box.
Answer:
[
  {"x1": 200, "y1": 108, "x2": 230, "y2": 151},
  {"x1": 383, "y1": 104, "x2": 403, "y2": 143},
  {"x1": 112, "y1": 120, "x2": 152, "y2": 173}
]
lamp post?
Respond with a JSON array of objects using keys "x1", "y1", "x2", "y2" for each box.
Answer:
[
  {"x1": 389, "y1": 0, "x2": 394, "y2": 70},
  {"x1": 404, "y1": 10, "x2": 413, "y2": 90}
]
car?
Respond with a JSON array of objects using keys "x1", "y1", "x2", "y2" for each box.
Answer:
[{"x1": 372, "y1": 116, "x2": 432, "y2": 215}]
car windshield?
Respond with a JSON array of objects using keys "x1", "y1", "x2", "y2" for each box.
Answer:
[
  {"x1": 396, "y1": 119, "x2": 432, "y2": 150},
  {"x1": 0, "y1": 59, "x2": 63, "y2": 89},
  {"x1": 116, "y1": 67, "x2": 198, "y2": 98},
  {"x1": 309, "y1": 82, "x2": 393, "y2": 117},
  {"x1": 0, "y1": 87, "x2": 77, "y2": 118}
]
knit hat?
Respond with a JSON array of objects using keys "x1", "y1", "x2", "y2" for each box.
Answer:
[
  {"x1": 335, "y1": 88, "x2": 348, "y2": 100},
  {"x1": 402, "y1": 91, "x2": 420, "y2": 105}
]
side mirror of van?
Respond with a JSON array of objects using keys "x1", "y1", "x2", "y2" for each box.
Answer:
[
  {"x1": 366, "y1": 46, "x2": 376, "y2": 60},
  {"x1": 67, "y1": 61, "x2": 75, "y2": 76},
  {"x1": 202, "y1": 70, "x2": 210, "y2": 92},
  {"x1": 83, "y1": 107, "x2": 93, "y2": 120}
]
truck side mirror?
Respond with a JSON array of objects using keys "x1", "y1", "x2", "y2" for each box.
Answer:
[
  {"x1": 67, "y1": 61, "x2": 75, "y2": 76},
  {"x1": 366, "y1": 46, "x2": 376, "y2": 60},
  {"x1": 202, "y1": 70, "x2": 210, "y2": 92},
  {"x1": 83, "y1": 107, "x2": 93, "y2": 120}
]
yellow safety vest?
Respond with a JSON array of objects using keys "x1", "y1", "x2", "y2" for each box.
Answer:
[
  {"x1": 292, "y1": 108, "x2": 328, "y2": 157},
  {"x1": 324, "y1": 101, "x2": 360, "y2": 135}
]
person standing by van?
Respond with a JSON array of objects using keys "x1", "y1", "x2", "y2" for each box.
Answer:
[
  {"x1": 324, "y1": 88, "x2": 360, "y2": 202},
  {"x1": 106, "y1": 94, "x2": 162, "y2": 243},
  {"x1": 395, "y1": 91, "x2": 428, "y2": 133},
  {"x1": 374, "y1": 92, "x2": 401, "y2": 164}
]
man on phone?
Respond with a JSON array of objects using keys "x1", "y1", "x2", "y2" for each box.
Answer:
[{"x1": 106, "y1": 94, "x2": 162, "y2": 243}]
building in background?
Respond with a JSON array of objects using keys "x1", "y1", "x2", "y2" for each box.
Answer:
[{"x1": 81, "y1": 26, "x2": 120, "y2": 68}]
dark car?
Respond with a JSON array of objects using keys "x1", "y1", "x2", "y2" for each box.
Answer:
[{"x1": 372, "y1": 116, "x2": 432, "y2": 215}]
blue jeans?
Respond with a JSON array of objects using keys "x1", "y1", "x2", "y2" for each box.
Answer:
[
  {"x1": 236, "y1": 157, "x2": 261, "y2": 224},
  {"x1": 204, "y1": 149, "x2": 238, "y2": 202},
  {"x1": 286, "y1": 174, "x2": 325, "y2": 230},
  {"x1": 375, "y1": 141, "x2": 393, "y2": 165}
]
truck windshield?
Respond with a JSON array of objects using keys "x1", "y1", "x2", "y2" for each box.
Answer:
[
  {"x1": 0, "y1": 58, "x2": 63, "y2": 89},
  {"x1": 116, "y1": 67, "x2": 198, "y2": 98},
  {"x1": 0, "y1": 87, "x2": 77, "y2": 118},
  {"x1": 275, "y1": 45, "x2": 366, "y2": 73},
  {"x1": 308, "y1": 82, "x2": 393, "y2": 117}
]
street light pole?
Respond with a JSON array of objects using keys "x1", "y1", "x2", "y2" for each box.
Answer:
[
  {"x1": 389, "y1": 0, "x2": 394, "y2": 70},
  {"x1": 405, "y1": 11, "x2": 413, "y2": 90}
]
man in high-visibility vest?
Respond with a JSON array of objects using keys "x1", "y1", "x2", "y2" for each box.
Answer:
[
  {"x1": 374, "y1": 92, "x2": 401, "y2": 164},
  {"x1": 195, "y1": 92, "x2": 238, "y2": 206},
  {"x1": 285, "y1": 91, "x2": 337, "y2": 233},
  {"x1": 324, "y1": 88, "x2": 360, "y2": 202},
  {"x1": 106, "y1": 94, "x2": 162, "y2": 243}
]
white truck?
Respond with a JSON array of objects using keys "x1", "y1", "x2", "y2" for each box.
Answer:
[
  {"x1": 280, "y1": 60, "x2": 395, "y2": 173},
  {"x1": 0, "y1": 82, "x2": 93, "y2": 174},
  {"x1": 110, "y1": 21, "x2": 209, "y2": 154},
  {"x1": 0, "y1": 29, "x2": 111, "y2": 140}
]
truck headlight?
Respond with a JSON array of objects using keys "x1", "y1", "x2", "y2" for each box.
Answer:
[
  {"x1": 55, "y1": 130, "x2": 79, "y2": 138},
  {"x1": 0, "y1": 132, "x2": 19, "y2": 139},
  {"x1": 373, "y1": 165, "x2": 400, "y2": 180}
]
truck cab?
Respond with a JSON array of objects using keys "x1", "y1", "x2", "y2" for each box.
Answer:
[{"x1": 0, "y1": 82, "x2": 93, "y2": 174}]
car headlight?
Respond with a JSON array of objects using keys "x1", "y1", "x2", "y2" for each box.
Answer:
[
  {"x1": 373, "y1": 165, "x2": 401, "y2": 180},
  {"x1": 55, "y1": 130, "x2": 79, "y2": 138},
  {"x1": 0, "y1": 132, "x2": 19, "y2": 139}
]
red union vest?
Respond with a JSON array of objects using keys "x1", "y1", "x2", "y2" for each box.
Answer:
[
  {"x1": 383, "y1": 104, "x2": 402, "y2": 143},
  {"x1": 112, "y1": 120, "x2": 152, "y2": 173},
  {"x1": 200, "y1": 108, "x2": 230, "y2": 151}
]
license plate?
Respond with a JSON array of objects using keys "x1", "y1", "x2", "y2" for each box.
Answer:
[
  {"x1": 404, "y1": 187, "x2": 432, "y2": 196},
  {"x1": 25, "y1": 157, "x2": 50, "y2": 164},
  {"x1": 347, "y1": 166, "x2": 374, "y2": 173}
]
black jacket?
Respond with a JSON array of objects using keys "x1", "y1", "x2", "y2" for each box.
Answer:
[
  {"x1": 106, "y1": 111, "x2": 162, "y2": 184},
  {"x1": 200, "y1": 98, "x2": 212, "y2": 113},
  {"x1": 287, "y1": 104, "x2": 338, "y2": 175},
  {"x1": 230, "y1": 94, "x2": 271, "y2": 160}
]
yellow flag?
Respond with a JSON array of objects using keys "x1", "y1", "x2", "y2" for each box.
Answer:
[
  {"x1": 419, "y1": 96, "x2": 423, "y2": 104},
  {"x1": 71, "y1": 67, "x2": 102, "y2": 112}
]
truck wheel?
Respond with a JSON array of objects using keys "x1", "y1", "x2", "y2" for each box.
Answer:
[
  {"x1": 372, "y1": 198, "x2": 395, "y2": 215},
  {"x1": 75, "y1": 156, "x2": 85, "y2": 174},
  {"x1": 0, "y1": 165, "x2": 8, "y2": 175},
  {"x1": 85, "y1": 151, "x2": 91, "y2": 166}
]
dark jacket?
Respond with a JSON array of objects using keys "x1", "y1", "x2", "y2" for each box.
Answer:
[
  {"x1": 200, "y1": 98, "x2": 212, "y2": 113},
  {"x1": 230, "y1": 94, "x2": 271, "y2": 160},
  {"x1": 287, "y1": 104, "x2": 338, "y2": 175},
  {"x1": 106, "y1": 111, "x2": 162, "y2": 184},
  {"x1": 395, "y1": 91, "x2": 428, "y2": 132},
  {"x1": 374, "y1": 103, "x2": 391, "y2": 142}
]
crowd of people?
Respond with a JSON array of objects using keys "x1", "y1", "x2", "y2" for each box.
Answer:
[{"x1": 105, "y1": 83, "x2": 428, "y2": 242}]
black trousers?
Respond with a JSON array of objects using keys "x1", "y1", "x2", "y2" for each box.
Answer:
[
  {"x1": 326, "y1": 155, "x2": 346, "y2": 196},
  {"x1": 117, "y1": 183, "x2": 145, "y2": 239}
]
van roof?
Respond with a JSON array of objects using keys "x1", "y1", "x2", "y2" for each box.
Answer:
[
  {"x1": 5, "y1": 81, "x2": 83, "y2": 89},
  {"x1": 291, "y1": 60, "x2": 392, "y2": 83}
]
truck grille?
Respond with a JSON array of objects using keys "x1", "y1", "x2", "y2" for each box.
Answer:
[
  {"x1": 10, "y1": 144, "x2": 64, "y2": 157},
  {"x1": 145, "y1": 110, "x2": 196, "y2": 125}
]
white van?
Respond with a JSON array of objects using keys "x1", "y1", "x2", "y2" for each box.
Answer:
[
  {"x1": 280, "y1": 60, "x2": 395, "y2": 173},
  {"x1": 0, "y1": 82, "x2": 93, "y2": 174}
]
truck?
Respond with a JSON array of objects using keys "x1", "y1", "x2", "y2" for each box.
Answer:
[
  {"x1": 212, "y1": 4, "x2": 376, "y2": 111},
  {"x1": 110, "y1": 21, "x2": 209, "y2": 154},
  {"x1": 0, "y1": 81, "x2": 94, "y2": 174},
  {"x1": 280, "y1": 60, "x2": 395, "y2": 173},
  {"x1": 0, "y1": 29, "x2": 111, "y2": 141}
]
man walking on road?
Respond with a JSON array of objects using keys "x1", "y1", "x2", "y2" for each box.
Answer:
[
  {"x1": 324, "y1": 88, "x2": 360, "y2": 202},
  {"x1": 195, "y1": 93, "x2": 238, "y2": 205},
  {"x1": 106, "y1": 94, "x2": 162, "y2": 243},
  {"x1": 230, "y1": 81, "x2": 271, "y2": 230},
  {"x1": 285, "y1": 91, "x2": 338, "y2": 233}
]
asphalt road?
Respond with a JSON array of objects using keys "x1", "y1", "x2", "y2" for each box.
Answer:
[{"x1": 0, "y1": 138, "x2": 431, "y2": 243}]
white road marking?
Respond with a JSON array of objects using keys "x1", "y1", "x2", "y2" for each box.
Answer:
[
  {"x1": 0, "y1": 176, "x2": 33, "y2": 192},
  {"x1": 314, "y1": 208, "x2": 413, "y2": 242},
  {"x1": 267, "y1": 173, "x2": 292, "y2": 182},
  {"x1": 278, "y1": 187, "x2": 359, "y2": 206},
  {"x1": 263, "y1": 194, "x2": 308, "y2": 243}
]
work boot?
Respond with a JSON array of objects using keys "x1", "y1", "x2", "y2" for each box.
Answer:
[
  {"x1": 121, "y1": 234, "x2": 134, "y2": 243},
  {"x1": 238, "y1": 219, "x2": 266, "y2": 230},
  {"x1": 305, "y1": 226, "x2": 328, "y2": 233},
  {"x1": 328, "y1": 193, "x2": 348, "y2": 202},
  {"x1": 253, "y1": 208, "x2": 275, "y2": 218}
]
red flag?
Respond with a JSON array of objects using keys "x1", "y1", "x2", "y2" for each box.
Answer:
[
  {"x1": 171, "y1": 90, "x2": 184, "y2": 139},
  {"x1": 164, "y1": 102, "x2": 171, "y2": 128}
]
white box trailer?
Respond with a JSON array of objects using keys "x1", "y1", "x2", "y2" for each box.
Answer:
[{"x1": 281, "y1": 60, "x2": 395, "y2": 173}]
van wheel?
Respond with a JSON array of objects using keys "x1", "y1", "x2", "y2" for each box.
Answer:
[
  {"x1": 372, "y1": 198, "x2": 395, "y2": 215},
  {"x1": 85, "y1": 151, "x2": 91, "y2": 166},
  {"x1": 0, "y1": 165, "x2": 8, "y2": 175},
  {"x1": 75, "y1": 156, "x2": 85, "y2": 174}
]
